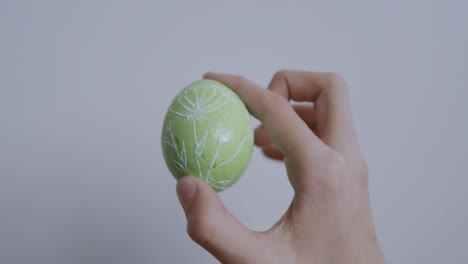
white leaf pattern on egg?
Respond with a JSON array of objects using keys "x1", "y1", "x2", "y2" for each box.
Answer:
[{"x1": 163, "y1": 81, "x2": 252, "y2": 191}]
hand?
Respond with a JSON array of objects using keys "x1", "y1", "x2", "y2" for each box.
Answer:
[{"x1": 175, "y1": 70, "x2": 385, "y2": 264}]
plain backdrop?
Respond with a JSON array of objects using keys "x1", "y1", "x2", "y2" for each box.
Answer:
[{"x1": 1, "y1": 1, "x2": 467, "y2": 263}]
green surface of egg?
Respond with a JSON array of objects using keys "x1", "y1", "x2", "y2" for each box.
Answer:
[{"x1": 161, "y1": 80, "x2": 253, "y2": 192}]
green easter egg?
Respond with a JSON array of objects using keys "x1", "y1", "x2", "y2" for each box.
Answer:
[{"x1": 161, "y1": 79, "x2": 253, "y2": 192}]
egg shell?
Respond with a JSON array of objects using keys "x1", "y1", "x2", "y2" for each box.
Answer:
[{"x1": 161, "y1": 79, "x2": 253, "y2": 192}]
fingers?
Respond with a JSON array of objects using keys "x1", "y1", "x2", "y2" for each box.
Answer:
[
  {"x1": 204, "y1": 72, "x2": 329, "y2": 163},
  {"x1": 176, "y1": 177, "x2": 263, "y2": 263},
  {"x1": 255, "y1": 126, "x2": 284, "y2": 160},
  {"x1": 255, "y1": 105, "x2": 316, "y2": 161},
  {"x1": 262, "y1": 145, "x2": 285, "y2": 161},
  {"x1": 267, "y1": 70, "x2": 360, "y2": 157},
  {"x1": 255, "y1": 105, "x2": 316, "y2": 147},
  {"x1": 292, "y1": 104, "x2": 315, "y2": 126},
  {"x1": 254, "y1": 125, "x2": 272, "y2": 147}
]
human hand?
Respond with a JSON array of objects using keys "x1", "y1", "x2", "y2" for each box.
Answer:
[{"x1": 175, "y1": 70, "x2": 385, "y2": 264}]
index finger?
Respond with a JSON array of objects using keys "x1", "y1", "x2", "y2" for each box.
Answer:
[{"x1": 203, "y1": 72, "x2": 329, "y2": 162}]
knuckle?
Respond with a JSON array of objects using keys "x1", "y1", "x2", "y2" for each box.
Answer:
[
  {"x1": 273, "y1": 69, "x2": 290, "y2": 80},
  {"x1": 271, "y1": 92, "x2": 289, "y2": 105},
  {"x1": 323, "y1": 72, "x2": 348, "y2": 89},
  {"x1": 321, "y1": 149, "x2": 344, "y2": 168},
  {"x1": 262, "y1": 93, "x2": 289, "y2": 116},
  {"x1": 313, "y1": 150, "x2": 371, "y2": 195},
  {"x1": 187, "y1": 213, "x2": 216, "y2": 246},
  {"x1": 318, "y1": 151, "x2": 347, "y2": 191},
  {"x1": 232, "y1": 75, "x2": 249, "y2": 90},
  {"x1": 324, "y1": 72, "x2": 345, "y2": 82}
]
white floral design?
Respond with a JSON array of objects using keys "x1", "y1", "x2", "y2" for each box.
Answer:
[
  {"x1": 163, "y1": 83, "x2": 251, "y2": 190},
  {"x1": 163, "y1": 120, "x2": 188, "y2": 174},
  {"x1": 168, "y1": 83, "x2": 236, "y2": 123}
]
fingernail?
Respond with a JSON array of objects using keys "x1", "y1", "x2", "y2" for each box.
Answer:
[{"x1": 176, "y1": 177, "x2": 197, "y2": 210}]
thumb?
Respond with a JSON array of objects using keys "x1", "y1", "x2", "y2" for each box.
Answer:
[{"x1": 176, "y1": 176, "x2": 262, "y2": 263}]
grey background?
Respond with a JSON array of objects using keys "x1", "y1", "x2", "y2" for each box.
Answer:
[{"x1": 1, "y1": 0, "x2": 467, "y2": 263}]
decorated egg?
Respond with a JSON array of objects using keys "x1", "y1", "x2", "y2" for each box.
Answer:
[{"x1": 161, "y1": 79, "x2": 253, "y2": 192}]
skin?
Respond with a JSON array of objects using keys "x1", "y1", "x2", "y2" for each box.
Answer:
[{"x1": 175, "y1": 70, "x2": 385, "y2": 264}]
